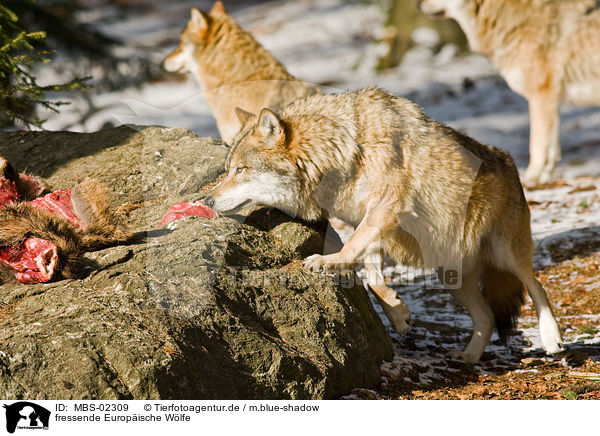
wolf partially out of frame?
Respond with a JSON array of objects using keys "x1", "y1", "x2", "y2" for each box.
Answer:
[{"x1": 420, "y1": 0, "x2": 600, "y2": 186}]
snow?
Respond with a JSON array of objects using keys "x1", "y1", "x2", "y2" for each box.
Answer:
[{"x1": 34, "y1": 0, "x2": 600, "y2": 392}]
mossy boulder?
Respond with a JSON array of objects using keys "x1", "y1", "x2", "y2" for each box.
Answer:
[{"x1": 0, "y1": 126, "x2": 391, "y2": 399}]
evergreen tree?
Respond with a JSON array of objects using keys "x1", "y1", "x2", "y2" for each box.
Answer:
[{"x1": 0, "y1": 0, "x2": 87, "y2": 129}]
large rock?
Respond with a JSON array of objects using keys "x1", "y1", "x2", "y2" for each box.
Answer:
[{"x1": 0, "y1": 126, "x2": 392, "y2": 399}]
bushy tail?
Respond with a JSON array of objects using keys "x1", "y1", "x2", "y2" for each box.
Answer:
[{"x1": 481, "y1": 263, "x2": 525, "y2": 341}]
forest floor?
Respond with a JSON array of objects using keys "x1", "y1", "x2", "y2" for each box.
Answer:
[{"x1": 38, "y1": 0, "x2": 600, "y2": 399}]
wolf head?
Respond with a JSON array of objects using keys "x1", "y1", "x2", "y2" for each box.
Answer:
[
  {"x1": 205, "y1": 107, "x2": 303, "y2": 217},
  {"x1": 418, "y1": 0, "x2": 468, "y2": 18},
  {"x1": 162, "y1": 2, "x2": 228, "y2": 74}
]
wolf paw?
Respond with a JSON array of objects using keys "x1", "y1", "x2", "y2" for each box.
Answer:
[
  {"x1": 539, "y1": 313, "x2": 563, "y2": 355},
  {"x1": 380, "y1": 298, "x2": 411, "y2": 335},
  {"x1": 303, "y1": 253, "x2": 352, "y2": 272},
  {"x1": 523, "y1": 165, "x2": 543, "y2": 187},
  {"x1": 523, "y1": 165, "x2": 554, "y2": 187},
  {"x1": 447, "y1": 350, "x2": 478, "y2": 364},
  {"x1": 541, "y1": 331, "x2": 563, "y2": 355},
  {"x1": 538, "y1": 170, "x2": 553, "y2": 185}
]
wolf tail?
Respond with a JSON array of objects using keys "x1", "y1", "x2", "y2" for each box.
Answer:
[{"x1": 481, "y1": 263, "x2": 525, "y2": 342}]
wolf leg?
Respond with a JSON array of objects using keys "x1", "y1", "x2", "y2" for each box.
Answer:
[
  {"x1": 363, "y1": 249, "x2": 411, "y2": 335},
  {"x1": 524, "y1": 92, "x2": 560, "y2": 185},
  {"x1": 448, "y1": 266, "x2": 494, "y2": 363},
  {"x1": 546, "y1": 110, "x2": 561, "y2": 170},
  {"x1": 523, "y1": 277, "x2": 562, "y2": 354},
  {"x1": 506, "y1": 248, "x2": 563, "y2": 354},
  {"x1": 540, "y1": 98, "x2": 561, "y2": 183},
  {"x1": 304, "y1": 207, "x2": 386, "y2": 272}
]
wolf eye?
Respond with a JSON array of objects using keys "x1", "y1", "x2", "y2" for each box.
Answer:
[{"x1": 235, "y1": 166, "x2": 246, "y2": 174}]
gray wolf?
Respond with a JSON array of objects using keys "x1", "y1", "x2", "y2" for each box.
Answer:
[
  {"x1": 419, "y1": 0, "x2": 600, "y2": 186},
  {"x1": 204, "y1": 87, "x2": 563, "y2": 363},
  {"x1": 163, "y1": 1, "x2": 318, "y2": 144}
]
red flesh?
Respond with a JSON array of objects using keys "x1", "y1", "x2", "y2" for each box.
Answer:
[
  {"x1": 159, "y1": 202, "x2": 217, "y2": 226},
  {"x1": 0, "y1": 237, "x2": 58, "y2": 284}
]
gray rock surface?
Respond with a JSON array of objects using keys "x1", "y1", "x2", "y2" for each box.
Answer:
[{"x1": 0, "y1": 126, "x2": 392, "y2": 399}]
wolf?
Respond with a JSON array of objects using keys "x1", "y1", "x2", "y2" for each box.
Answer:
[
  {"x1": 204, "y1": 87, "x2": 563, "y2": 363},
  {"x1": 163, "y1": 1, "x2": 318, "y2": 144},
  {"x1": 419, "y1": 0, "x2": 600, "y2": 186}
]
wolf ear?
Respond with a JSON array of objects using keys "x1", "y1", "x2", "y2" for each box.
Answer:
[
  {"x1": 235, "y1": 107, "x2": 256, "y2": 126},
  {"x1": 210, "y1": 1, "x2": 226, "y2": 16},
  {"x1": 190, "y1": 8, "x2": 209, "y2": 31},
  {"x1": 257, "y1": 108, "x2": 284, "y2": 145}
]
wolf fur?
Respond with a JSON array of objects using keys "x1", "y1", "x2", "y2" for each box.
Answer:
[
  {"x1": 205, "y1": 87, "x2": 563, "y2": 362},
  {"x1": 0, "y1": 177, "x2": 132, "y2": 283},
  {"x1": 163, "y1": 1, "x2": 319, "y2": 144},
  {"x1": 419, "y1": 0, "x2": 600, "y2": 185}
]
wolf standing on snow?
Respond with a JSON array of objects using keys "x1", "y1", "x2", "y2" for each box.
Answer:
[
  {"x1": 163, "y1": 1, "x2": 318, "y2": 144},
  {"x1": 419, "y1": 0, "x2": 600, "y2": 186},
  {"x1": 204, "y1": 87, "x2": 562, "y2": 363}
]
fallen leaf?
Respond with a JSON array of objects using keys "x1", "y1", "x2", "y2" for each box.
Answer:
[{"x1": 568, "y1": 185, "x2": 597, "y2": 194}]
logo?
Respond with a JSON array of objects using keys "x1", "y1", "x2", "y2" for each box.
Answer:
[{"x1": 3, "y1": 402, "x2": 50, "y2": 434}]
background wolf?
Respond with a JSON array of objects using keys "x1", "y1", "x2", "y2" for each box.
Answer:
[
  {"x1": 205, "y1": 87, "x2": 563, "y2": 363},
  {"x1": 419, "y1": 0, "x2": 600, "y2": 186},
  {"x1": 163, "y1": 1, "x2": 318, "y2": 144}
]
